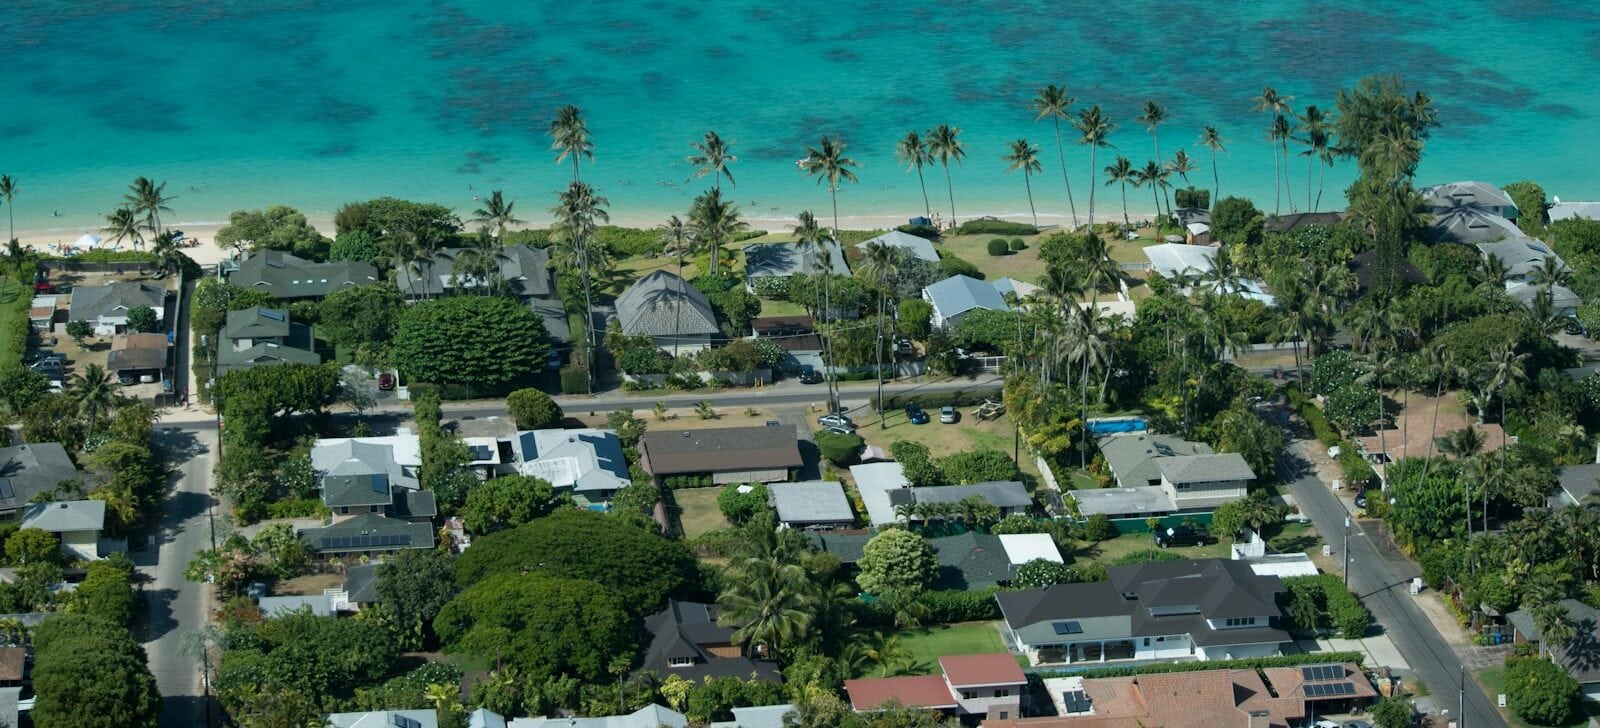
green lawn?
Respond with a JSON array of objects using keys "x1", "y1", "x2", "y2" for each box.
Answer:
[
  {"x1": 671, "y1": 486, "x2": 730, "y2": 540},
  {"x1": 0, "y1": 278, "x2": 24, "y2": 365},
  {"x1": 896, "y1": 622, "x2": 1019, "y2": 674},
  {"x1": 1074, "y1": 530, "x2": 1231, "y2": 566},
  {"x1": 1474, "y1": 666, "x2": 1595, "y2": 728},
  {"x1": 759, "y1": 299, "x2": 808, "y2": 317},
  {"x1": 852, "y1": 407, "x2": 1041, "y2": 487},
  {"x1": 938, "y1": 234, "x2": 1049, "y2": 284}
]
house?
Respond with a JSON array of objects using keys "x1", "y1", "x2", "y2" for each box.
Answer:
[
  {"x1": 996, "y1": 558, "x2": 1290, "y2": 665},
  {"x1": 29, "y1": 295, "x2": 58, "y2": 332},
  {"x1": 0, "y1": 647, "x2": 24, "y2": 687},
  {"x1": 326, "y1": 709, "x2": 438, "y2": 728},
  {"x1": 228, "y1": 250, "x2": 379, "y2": 300},
  {"x1": 301, "y1": 433, "x2": 436, "y2": 558},
  {"x1": 847, "y1": 653, "x2": 1025, "y2": 719},
  {"x1": 106, "y1": 332, "x2": 170, "y2": 380},
  {"x1": 1264, "y1": 211, "x2": 1345, "y2": 233},
  {"x1": 67, "y1": 281, "x2": 165, "y2": 336},
  {"x1": 1506, "y1": 281, "x2": 1581, "y2": 318},
  {"x1": 393, "y1": 244, "x2": 553, "y2": 299},
  {"x1": 743, "y1": 240, "x2": 849, "y2": 288},
  {"x1": 766, "y1": 481, "x2": 854, "y2": 529},
  {"x1": 993, "y1": 663, "x2": 1375, "y2": 728},
  {"x1": 21, "y1": 500, "x2": 106, "y2": 560},
  {"x1": 257, "y1": 594, "x2": 335, "y2": 617},
  {"x1": 1153, "y1": 454, "x2": 1254, "y2": 509},
  {"x1": 217, "y1": 306, "x2": 322, "y2": 373},
  {"x1": 1144, "y1": 243, "x2": 1276, "y2": 305},
  {"x1": 218, "y1": 341, "x2": 323, "y2": 374},
  {"x1": 640, "y1": 600, "x2": 781, "y2": 682},
  {"x1": 298, "y1": 512, "x2": 436, "y2": 558},
  {"x1": 1421, "y1": 180, "x2": 1519, "y2": 220},
  {"x1": 1428, "y1": 205, "x2": 1524, "y2": 245},
  {"x1": 856, "y1": 230, "x2": 940, "y2": 264},
  {"x1": 472, "y1": 705, "x2": 690, "y2": 728},
  {"x1": 1508, "y1": 599, "x2": 1600, "y2": 701},
  {"x1": 638, "y1": 425, "x2": 803, "y2": 485},
  {"x1": 615, "y1": 270, "x2": 720, "y2": 352},
  {"x1": 851, "y1": 462, "x2": 913, "y2": 526},
  {"x1": 893, "y1": 481, "x2": 1033, "y2": 520},
  {"x1": 0, "y1": 443, "x2": 79, "y2": 519},
  {"x1": 751, "y1": 315, "x2": 824, "y2": 372},
  {"x1": 313, "y1": 434, "x2": 423, "y2": 494},
  {"x1": 1476, "y1": 238, "x2": 1566, "y2": 283},
  {"x1": 923, "y1": 275, "x2": 1009, "y2": 330},
  {"x1": 706, "y1": 704, "x2": 796, "y2": 728},
  {"x1": 931, "y1": 531, "x2": 1019, "y2": 590},
  {"x1": 1097, "y1": 434, "x2": 1213, "y2": 488},
  {"x1": 1551, "y1": 200, "x2": 1600, "y2": 222},
  {"x1": 1348, "y1": 250, "x2": 1427, "y2": 294},
  {"x1": 1175, "y1": 208, "x2": 1211, "y2": 245},
  {"x1": 1555, "y1": 463, "x2": 1600, "y2": 506},
  {"x1": 509, "y1": 429, "x2": 631, "y2": 505}
]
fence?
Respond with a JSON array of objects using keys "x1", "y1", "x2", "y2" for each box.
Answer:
[{"x1": 40, "y1": 260, "x2": 157, "y2": 274}]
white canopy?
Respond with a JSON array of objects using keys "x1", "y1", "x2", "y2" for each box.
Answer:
[{"x1": 69, "y1": 233, "x2": 102, "y2": 249}]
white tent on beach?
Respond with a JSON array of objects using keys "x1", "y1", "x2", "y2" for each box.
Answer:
[{"x1": 67, "y1": 233, "x2": 102, "y2": 250}]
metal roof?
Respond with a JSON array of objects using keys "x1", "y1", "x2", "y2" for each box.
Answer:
[
  {"x1": 767, "y1": 480, "x2": 853, "y2": 524},
  {"x1": 923, "y1": 274, "x2": 1009, "y2": 321},
  {"x1": 614, "y1": 270, "x2": 719, "y2": 338}
]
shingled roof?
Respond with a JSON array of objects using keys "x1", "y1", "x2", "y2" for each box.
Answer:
[
  {"x1": 229, "y1": 250, "x2": 379, "y2": 299},
  {"x1": 639, "y1": 425, "x2": 802, "y2": 475},
  {"x1": 615, "y1": 270, "x2": 718, "y2": 338}
]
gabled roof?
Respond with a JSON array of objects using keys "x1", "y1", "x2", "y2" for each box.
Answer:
[
  {"x1": 1506, "y1": 281, "x2": 1580, "y2": 310},
  {"x1": 1551, "y1": 201, "x2": 1600, "y2": 222},
  {"x1": 230, "y1": 250, "x2": 379, "y2": 299},
  {"x1": 992, "y1": 277, "x2": 1041, "y2": 300},
  {"x1": 513, "y1": 704, "x2": 690, "y2": 727},
  {"x1": 999, "y1": 559, "x2": 1286, "y2": 628},
  {"x1": 1097, "y1": 434, "x2": 1213, "y2": 486},
  {"x1": 849, "y1": 462, "x2": 911, "y2": 526},
  {"x1": 298, "y1": 513, "x2": 435, "y2": 553},
  {"x1": 21, "y1": 500, "x2": 105, "y2": 532},
  {"x1": 999, "y1": 533, "x2": 1063, "y2": 564},
  {"x1": 326, "y1": 709, "x2": 438, "y2": 728},
  {"x1": 805, "y1": 531, "x2": 875, "y2": 563},
  {"x1": 1508, "y1": 599, "x2": 1600, "y2": 683},
  {"x1": 223, "y1": 306, "x2": 292, "y2": 340},
  {"x1": 1477, "y1": 237, "x2": 1563, "y2": 277},
  {"x1": 1154, "y1": 453, "x2": 1255, "y2": 483},
  {"x1": 940, "y1": 653, "x2": 1026, "y2": 688},
  {"x1": 258, "y1": 594, "x2": 334, "y2": 617},
  {"x1": 393, "y1": 244, "x2": 554, "y2": 298},
  {"x1": 856, "y1": 230, "x2": 940, "y2": 263},
  {"x1": 641, "y1": 600, "x2": 781, "y2": 682},
  {"x1": 1144, "y1": 242, "x2": 1216, "y2": 278},
  {"x1": 1558, "y1": 463, "x2": 1600, "y2": 504},
  {"x1": 1428, "y1": 204, "x2": 1522, "y2": 245},
  {"x1": 923, "y1": 275, "x2": 1009, "y2": 320},
  {"x1": 313, "y1": 436, "x2": 422, "y2": 491},
  {"x1": 912, "y1": 481, "x2": 1031, "y2": 509},
  {"x1": 615, "y1": 270, "x2": 719, "y2": 338},
  {"x1": 393, "y1": 489, "x2": 437, "y2": 520},
  {"x1": 216, "y1": 341, "x2": 321, "y2": 373},
  {"x1": 767, "y1": 480, "x2": 853, "y2": 524},
  {"x1": 513, "y1": 429, "x2": 630, "y2": 493},
  {"x1": 743, "y1": 241, "x2": 849, "y2": 279},
  {"x1": 1265, "y1": 211, "x2": 1344, "y2": 233},
  {"x1": 343, "y1": 563, "x2": 381, "y2": 603},
  {"x1": 1073, "y1": 485, "x2": 1175, "y2": 517},
  {"x1": 931, "y1": 531, "x2": 1013, "y2": 590},
  {"x1": 0, "y1": 443, "x2": 79, "y2": 512},
  {"x1": 708, "y1": 704, "x2": 795, "y2": 728},
  {"x1": 67, "y1": 281, "x2": 164, "y2": 322},
  {"x1": 639, "y1": 425, "x2": 802, "y2": 475},
  {"x1": 527, "y1": 297, "x2": 571, "y2": 342},
  {"x1": 320, "y1": 473, "x2": 393, "y2": 508},
  {"x1": 107, "y1": 333, "x2": 170, "y2": 372},
  {"x1": 1421, "y1": 180, "x2": 1517, "y2": 214},
  {"x1": 846, "y1": 675, "x2": 958, "y2": 711}
]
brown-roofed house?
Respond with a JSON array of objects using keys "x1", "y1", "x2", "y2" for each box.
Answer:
[
  {"x1": 0, "y1": 647, "x2": 24, "y2": 686},
  {"x1": 1355, "y1": 397, "x2": 1505, "y2": 487},
  {"x1": 638, "y1": 425, "x2": 804, "y2": 485},
  {"x1": 847, "y1": 653, "x2": 1026, "y2": 720},
  {"x1": 846, "y1": 675, "x2": 959, "y2": 712},
  {"x1": 106, "y1": 332, "x2": 170, "y2": 376}
]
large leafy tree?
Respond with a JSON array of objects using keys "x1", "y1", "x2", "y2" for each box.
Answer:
[
  {"x1": 461, "y1": 475, "x2": 568, "y2": 535},
  {"x1": 32, "y1": 614, "x2": 160, "y2": 728},
  {"x1": 434, "y1": 572, "x2": 635, "y2": 682},
  {"x1": 375, "y1": 548, "x2": 460, "y2": 644},
  {"x1": 392, "y1": 295, "x2": 551, "y2": 389},
  {"x1": 216, "y1": 363, "x2": 338, "y2": 419},
  {"x1": 216, "y1": 612, "x2": 399, "y2": 712},
  {"x1": 856, "y1": 529, "x2": 938, "y2": 595},
  {"x1": 1334, "y1": 75, "x2": 1435, "y2": 295},
  {"x1": 318, "y1": 283, "x2": 405, "y2": 355},
  {"x1": 936, "y1": 448, "x2": 1017, "y2": 484},
  {"x1": 215, "y1": 205, "x2": 329, "y2": 259},
  {"x1": 456, "y1": 509, "x2": 696, "y2": 612},
  {"x1": 505, "y1": 387, "x2": 563, "y2": 430}
]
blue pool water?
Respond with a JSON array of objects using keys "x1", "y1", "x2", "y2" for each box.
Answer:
[
  {"x1": 1087, "y1": 418, "x2": 1149, "y2": 435},
  {"x1": 3, "y1": 1, "x2": 1598, "y2": 234}
]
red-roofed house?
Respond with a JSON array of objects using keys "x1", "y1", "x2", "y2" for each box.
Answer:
[{"x1": 847, "y1": 653, "x2": 1027, "y2": 720}]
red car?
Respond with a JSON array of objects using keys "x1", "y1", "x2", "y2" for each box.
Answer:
[{"x1": 377, "y1": 372, "x2": 396, "y2": 391}]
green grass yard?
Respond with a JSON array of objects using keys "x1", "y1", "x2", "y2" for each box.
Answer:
[
  {"x1": 1474, "y1": 666, "x2": 1595, "y2": 728},
  {"x1": 0, "y1": 279, "x2": 24, "y2": 365},
  {"x1": 851, "y1": 407, "x2": 1041, "y2": 487},
  {"x1": 669, "y1": 486, "x2": 731, "y2": 540},
  {"x1": 758, "y1": 299, "x2": 808, "y2": 317},
  {"x1": 896, "y1": 622, "x2": 1020, "y2": 675},
  {"x1": 1074, "y1": 530, "x2": 1231, "y2": 566}
]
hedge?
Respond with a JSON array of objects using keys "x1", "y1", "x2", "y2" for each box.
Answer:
[
  {"x1": 559, "y1": 366, "x2": 587, "y2": 395},
  {"x1": 872, "y1": 387, "x2": 1001, "y2": 410},
  {"x1": 895, "y1": 224, "x2": 940, "y2": 240},
  {"x1": 1288, "y1": 386, "x2": 1340, "y2": 446},
  {"x1": 597, "y1": 226, "x2": 663, "y2": 257},
  {"x1": 954, "y1": 219, "x2": 1038, "y2": 236},
  {"x1": 1, "y1": 268, "x2": 33, "y2": 368},
  {"x1": 44, "y1": 250, "x2": 157, "y2": 263},
  {"x1": 987, "y1": 239, "x2": 1010, "y2": 256},
  {"x1": 1283, "y1": 574, "x2": 1370, "y2": 639},
  {"x1": 1034, "y1": 651, "x2": 1366, "y2": 680},
  {"x1": 917, "y1": 587, "x2": 1001, "y2": 622}
]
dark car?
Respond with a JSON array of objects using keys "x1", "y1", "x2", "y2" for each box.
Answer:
[
  {"x1": 1355, "y1": 491, "x2": 1369, "y2": 509},
  {"x1": 905, "y1": 404, "x2": 929, "y2": 425},
  {"x1": 1154, "y1": 526, "x2": 1213, "y2": 548},
  {"x1": 798, "y1": 365, "x2": 823, "y2": 384},
  {"x1": 377, "y1": 372, "x2": 396, "y2": 391},
  {"x1": 1565, "y1": 318, "x2": 1585, "y2": 336}
]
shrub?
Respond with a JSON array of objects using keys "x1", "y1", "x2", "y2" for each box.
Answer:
[
  {"x1": 815, "y1": 430, "x2": 864, "y2": 466},
  {"x1": 716, "y1": 483, "x2": 768, "y2": 525},
  {"x1": 916, "y1": 587, "x2": 1001, "y2": 622},
  {"x1": 938, "y1": 253, "x2": 983, "y2": 279},
  {"x1": 936, "y1": 448, "x2": 1017, "y2": 484},
  {"x1": 507, "y1": 388, "x2": 563, "y2": 430},
  {"x1": 986, "y1": 238, "x2": 1009, "y2": 256},
  {"x1": 954, "y1": 218, "x2": 1038, "y2": 236},
  {"x1": 1174, "y1": 187, "x2": 1211, "y2": 210},
  {"x1": 1083, "y1": 514, "x2": 1114, "y2": 541},
  {"x1": 896, "y1": 299, "x2": 933, "y2": 340},
  {"x1": 619, "y1": 346, "x2": 673, "y2": 376},
  {"x1": 125, "y1": 305, "x2": 159, "y2": 333},
  {"x1": 1308, "y1": 351, "x2": 1360, "y2": 397},
  {"x1": 1506, "y1": 655, "x2": 1578, "y2": 726},
  {"x1": 559, "y1": 367, "x2": 587, "y2": 394},
  {"x1": 873, "y1": 387, "x2": 1000, "y2": 411},
  {"x1": 1008, "y1": 238, "x2": 1025, "y2": 251},
  {"x1": 596, "y1": 226, "x2": 662, "y2": 257},
  {"x1": 895, "y1": 224, "x2": 940, "y2": 240}
]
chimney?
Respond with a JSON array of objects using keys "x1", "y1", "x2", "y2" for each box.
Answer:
[{"x1": 1246, "y1": 709, "x2": 1272, "y2": 728}]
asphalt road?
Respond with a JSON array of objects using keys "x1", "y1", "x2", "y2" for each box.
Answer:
[{"x1": 1269, "y1": 405, "x2": 1504, "y2": 728}]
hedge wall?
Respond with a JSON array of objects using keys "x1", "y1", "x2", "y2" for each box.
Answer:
[{"x1": 872, "y1": 386, "x2": 1002, "y2": 410}]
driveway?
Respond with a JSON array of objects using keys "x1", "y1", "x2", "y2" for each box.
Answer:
[{"x1": 1267, "y1": 405, "x2": 1506, "y2": 728}]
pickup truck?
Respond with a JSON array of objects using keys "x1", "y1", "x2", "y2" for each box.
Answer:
[{"x1": 1153, "y1": 526, "x2": 1213, "y2": 548}]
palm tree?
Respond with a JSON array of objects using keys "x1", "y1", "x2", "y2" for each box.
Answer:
[
  {"x1": 718, "y1": 556, "x2": 817, "y2": 657},
  {"x1": 469, "y1": 190, "x2": 521, "y2": 243},
  {"x1": 68, "y1": 363, "x2": 119, "y2": 438},
  {"x1": 1530, "y1": 255, "x2": 1572, "y2": 290},
  {"x1": 894, "y1": 130, "x2": 933, "y2": 218},
  {"x1": 687, "y1": 130, "x2": 737, "y2": 190},
  {"x1": 858, "y1": 241, "x2": 902, "y2": 427},
  {"x1": 1481, "y1": 342, "x2": 1528, "y2": 475},
  {"x1": 1136, "y1": 101, "x2": 1171, "y2": 216},
  {"x1": 551, "y1": 181, "x2": 611, "y2": 394},
  {"x1": 926, "y1": 124, "x2": 965, "y2": 225},
  {"x1": 1104, "y1": 156, "x2": 1135, "y2": 230},
  {"x1": 1296, "y1": 105, "x2": 1333, "y2": 212},
  {"x1": 658, "y1": 215, "x2": 694, "y2": 357},
  {"x1": 103, "y1": 207, "x2": 144, "y2": 250},
  {"x1": 548, "y1": 104, "x2": 594, "y2": 182},
  {"x1": 1002, "y1": 139, "x2": 1043, "y2": 226},
  {"x1": 151, "y1": 232, "x2": 187, "y2": 277},
  {"x1": 799, "y1": 136, "x2": 860, "y2": 413},
  {"x1": 1198, "y1": 126, "x2": 1226, "y2": 204},
  {"x1": 1253, "y1": 87, "x2": 1292, "y2": 214},
  {"x1": 124, "y1": 177, "x2": 176, "y2": 244},
  {"x1": 1168, "y1": 149, "x2": 1198, "y2": 190},
  {"x1": 1073, "y1": 106, "x2": 1114, "y2": 229},
  {"x1": 688, "y1": 188, "x2": 747, "y2": 278},
  {"x1": 0, "y1": 175, "x2": 16, "y2": 243},
  {"x1": 1268, "y1": 115, "x2": 1293, "y2": 215},
  {"x1": 1030, "y1": 84, "x2": 1080, "y2": 228},
  {"x1": 1134, "y1": 160, "x2": 1163, "y2": 224}
]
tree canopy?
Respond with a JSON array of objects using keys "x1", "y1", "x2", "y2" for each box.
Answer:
[
  {"x1": 216, "y1": 363, "x2": 339, "y2": 420},
  {"x1": 216, "y1": 612, "x2": 400, "y2": 712},
  {"x1": 374, "y1": 548, "x2": 460, "y2": 642},
  {"x1": 461, "y1": 475, "x2": 568, "y2": 535},
  {"x1": 433, "y1": 572, "x2": 636, "y2": 683},
  {"x1": 506, "y1": 387, "x2": 563, "y2": 430},
  {"x1": 857, "y1": 529, "x2": 938, "y2": 594},
  {"x1": 215, "y1": 205, "x2": 329, "y2": 259},
  {"x1": 32, "y1": 614, "x2": 161, "y2": 728},
  {"x1": 937, "y1": 448, "x2": 1017, "y2": 484},
  {"x1": 393, "y1": 296, "x2": 552, "y2": 389},
  {"x1": 318, "y1": 283, "x2": 405, "y2": 356}
]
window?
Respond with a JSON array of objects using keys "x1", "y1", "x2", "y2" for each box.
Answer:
[
  {"x1": 995, "y1": 689, "x2": 1010, "y2": 698},
  {"x1": 998, "y1": 711, "x2": 1009, "y2": 719},
  {"x1": 961, "y1": 690, "x2": 977, "y2": 700},
  {"x1": 1052, "y1": 621, "x2": 1082, "y2": 635},
  {"x1": 668, "y1": 657, "x2": 693, "y2": 668},
  {"x1": 1225, "y1": 617, "x2": 1255, "y2": 627},
  {"x1": 1143, "y1": 638, "x2": 1150, "y2": 646}
]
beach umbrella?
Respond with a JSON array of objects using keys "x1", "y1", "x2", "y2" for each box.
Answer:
[{"x1": 72, "y1": 233, "x2": 101, "y2": 249}]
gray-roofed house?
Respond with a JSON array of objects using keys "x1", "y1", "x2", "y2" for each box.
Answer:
[
  {"x1": 218, "y1": 341, "x2": 323, "y2": 374},
  {"x1": 996, "y1": 558, "x2": 1290, "y2": 665},
  {"x1": 743, "y1": 241, "x2": 850, "y2": 288},
  {"x1": 0, "y1": 443, "x2": 80, "y2": 519},
  {"x1": 1087, "y1": 435, "x2": 1252, "y2": 518},
  {"x1": 106, "y1": 332, "x2": 170, "y2": 377},
  {"x1": 21, "y1": 500, "x2": 106, "y2": 560},
  {"x1": 856, "y1": 230, "x2": 940, "y2": 264},
  {"x1": 228, "y1": 250, "x2": 380, "y2": 300},
  {"x1": 639, "y1": 425, "x2": 804, "y2": 485},
  {"x1": 298, "y1": 512, "x2": 435, "y2": 558},
  {"x1": 326, "y1": 709, "x2": 438, "y2": 728},
  {"x1": 527, "y1": 297, "x2": 572, "y2": 343},
  {"x1": 1506, "y1": 281, "x2": 1581, "y2": 318},
  {"x1": 1421, "y1": 180, "x2": 1519, "y2": 220},
  {"x1": 1551, "y1": 200, "x2": 1600, "y2": 223},
  {"x1": 1098, "y1": 434, "x2": 1214, "y2": 488},
  {"x1": 922, "y1": 275, "x2": 1009, "y2": 330},
  {"x1": 342, "y1": 563, "x2": 382, "y2": 609},
  {"x1": 1507, "y1": 599, "x2": 1600, "y2": 702},
  {"x1": 850, "y1": 462, "x2": 913, "y2": 526},
  {"x1": 1153, "y1": 453, "x2": 1255, "y2": 508},
  {"x1": 218, "y1": 306, "x2": 321, "y2": 374},
  {"x1": 707, "y1": 704, "x2": 796, "y2": 728},
  {"x1": 393, "y1": 244, "x2": 554, "y2": 299},
  {"x1": 900, "y1": 482, "x2": 1032, "y2": 518},
  {"x1": 615, "y1": 270, "x2": 720, "y2": 352},
  {"x1": 493, "y1": 705, "x2": 690, "y2": 728},
  {"x1": 304, "y1": 434, "x2": 435, "y2": 558},
  {"x1": 1555, "y1": 463, "x2": 1600, "y2": 506},
  {"x1": 257, "y1": 594, "x2": 335, "y2": 618},
  {"x1": 67, "y1": 281, "x2": 165, "y2": 336},
  {"x1": 641, "y1": 600, "x2": 781, "y2": 683},
  {"x1": 511, "y1": 429, "x2": 630, "y2": 505},
  {"x1": 930, "y1": 531, "x2": 1015, "y2": 590},
  {"x1": 1476, "y1": 238, "x2": 1566, "y2": 283},
  {"x1": 766, "y1": 481, "x2": 854, "y2": 529}
]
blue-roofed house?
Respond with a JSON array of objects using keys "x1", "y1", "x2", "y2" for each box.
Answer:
[
  {"x1": 922, "y1": 275, "x2": 1009, "y2": 330},
  {"x1": 743, "y1": 240, "x2": 849, "y2": 290},
  {"x1": 509, "y1": 428, "x2": 631, "y2": 506},
  {"x1": 856, "y1": 230, "x2": 940, "y2": 264}
]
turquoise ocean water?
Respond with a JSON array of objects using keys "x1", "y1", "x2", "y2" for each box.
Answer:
[{"x1": 4, "y1": 1, "x2": 1599, "y2": 234}]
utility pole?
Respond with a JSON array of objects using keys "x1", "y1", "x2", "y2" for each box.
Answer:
[
  {"x1": 1343, "y1": 516, "x2": 1351, "y2": 588},
  {"x1": 1459, "y1": 670, "x2": 1466, "y2": 728}
]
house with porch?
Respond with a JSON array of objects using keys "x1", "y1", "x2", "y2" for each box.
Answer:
[
  {"x1": 106, "y1": 332, "x2": 171, "y2": 383},
  {"x1": 21, "y1": 500, "x2": 107, "y2": 560},
  {"x1": 743, "y1": 240, "x2": 849, "y2": 291},
  {"x1": 638, "y1": 425, "x2": 803, "y2": 486},
  {"x1": 923, "y1": 274, "x2": 1009, "y2": 330},
  {"x1": 67, "y1": 281, "x2": 166, "y2": 337},
  {"x1": 846, "y1": 653, "x2": 1025, "y2": 720},
  {"x1": 615, "y1": 270, "x2": 720, "y2": 353},
  {"x1": 506, "y1": 428, "x2": 631, "y2": 507},
  {"x1": 300, "y1": 433, "x2": 436, "y2": 558},
  {"x1": 996, "y1": 558, "x2": 1289, "y2": 666}
]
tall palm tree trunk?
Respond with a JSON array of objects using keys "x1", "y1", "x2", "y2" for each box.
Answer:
[
  {"x1": 1023, "y1": 171, "x2": 1037, "y2": 226},
  {"x1": 1210, "y1": 150, "x2": 1220, "y2": 207},
  {"x1": 1053, "y1": 119, "x2": 1078, "y2": 229},
  {"x1": 1283, "y1": 140, "x2": 1295, "y2": 213},
  {"x1": 915, "y1": 163, "x2": 931, "y2": 218},
  {"x1": 875, "y1": 291, "x2": 886, "y2": 429},
  {"x1": 1316, "y1": 162, "x2": 1328, "y2": 213},
  {"x1": 1272, "y1": 142, "x2": 1281, "y2": 216},
  {"x1": 1119, "y1": 180, "x2": 1130, "y2": 229},
  {"x1": 942, "y1": 161, "x2": 957, "y2": 224},
  {"x1": 1088, "y1": 148, "x2": 1098, "y2": 229},
  {"x1": 1306, "y1": 154, "x2": 1315, "y2": 213},
  {"x1": 580, "y1": 245, "x2": 595, "y2": 395},
  {"x1": 825, "y1": 191, "x2": 842, "y2": 413},
  {"x1": 1152, "y1": 132, "x2": 1170, "y2": 219}
]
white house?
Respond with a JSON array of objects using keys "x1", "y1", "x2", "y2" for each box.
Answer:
[
  {"x1": 922, "y1": 275, "x2": 1009, "y2": 330},
  {"x1": 66, "y1": 282, "x2": 165, "y2": 337}
]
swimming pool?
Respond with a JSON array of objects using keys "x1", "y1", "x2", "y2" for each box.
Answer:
[{"x1": 1086, "y1": 418, "x2": 1148, "y2": 435}]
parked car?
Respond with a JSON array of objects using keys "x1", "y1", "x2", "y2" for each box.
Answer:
[
  {"x1": 895, "y1": 339, "x2": 915, "y2": 356},
  {"x1": 1354, "y1": 491, "x2": 1369, "y2": 509},
  {"x1": 545, "y1": 350, "x2": 562, "y2": 370},
  {"x1": 798, "y1": 365, "x2": 823, "y2": 384},
  {"x1": 905, "y1": 404, "x2": 929, "y2": 425},
  {"x1": 818, "y1": 413, "x2": 856, "y2": 431},
  {"x1": 377, "y1": 372, "x2": 396, "y2": 391},
  {"x1": 822, "y1": 425, "x2": 855, "y2": 436},
  {"x1": 1154, "y1": 526, "x2": 1213, "y2": 548},
  {"x1": 1565, "y1": 318, "x2": 1584, "y2": 335},
  {"x1": 939, "y1": 405, "x2": 958, "y2": 424},
  {"x1": 118, "y1": 375, "x2": 137, "y2": 386}
]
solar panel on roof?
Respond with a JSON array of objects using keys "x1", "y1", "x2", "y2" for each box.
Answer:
[
  {"x1": 0, "y1": 478, "x2": 12, "y2": 500},
  {"x1": 393, "y1": 715, "x2": 422, "y2": 728},
  {"x1": 1301, "y1": 664, "x2": 1342, "y2": 681},
  {"x1": 260, "y1": 309, "x2": 286, "y2": 322},
  {"x1": 1062, "y1": 690, "x2": 1092, "y2": 714},
  {"x1": 1052, "y1": 621, "x2": 1083, "y2": 635}
]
